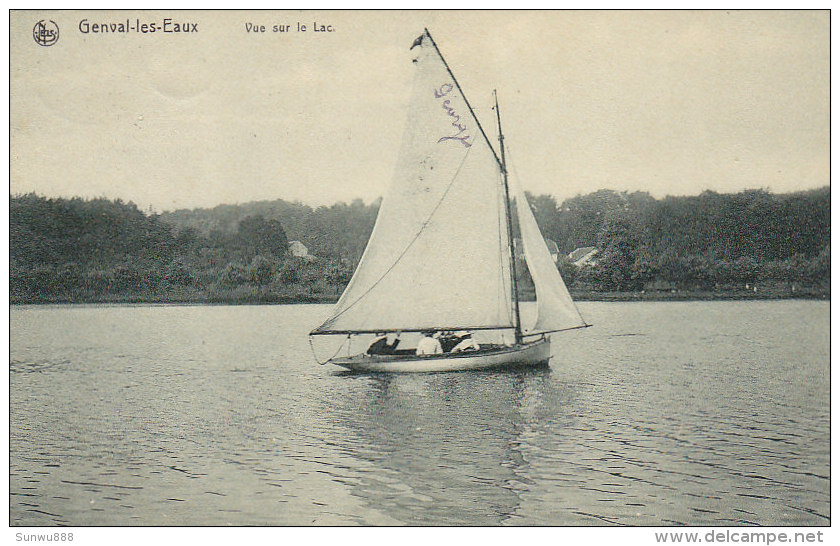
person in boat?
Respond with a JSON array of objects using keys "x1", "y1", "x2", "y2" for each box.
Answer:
[
  {"x1": 416, "y1": 330, "x2": 443, "y2": 355},
  {"x1": 367, "y1": 332, "x2": 400, "y2": 355},
  {"x1": 451, "y1": 331, "x2": 480, "y2": 353},
  {"x1": 439, "y1": 331, "x2": 460, "y2": 353}
]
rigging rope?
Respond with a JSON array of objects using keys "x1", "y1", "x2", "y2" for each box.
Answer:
[
  {"x1": 505, "y1": 141, "x2": 527, "y2": 336},
  {"x1": 308, "y1": 333, "x2": 351, "y2": 365}
]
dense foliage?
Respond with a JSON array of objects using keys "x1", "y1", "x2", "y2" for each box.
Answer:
[
  {"x1": 160, "y1": 198, "x2": 379, "y2": 264},
  {"x1": 9, "y1": 186, "x2": 829, "y2": 303},
  {"x1": 530, "y1": 186, "x2": 830, "y2": 294},
  {"x1": 9, "y1": 194, "x2": 358, "y2": 303}
]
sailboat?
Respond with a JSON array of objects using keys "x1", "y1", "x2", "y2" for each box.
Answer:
[{"x1": 309, "y1": 29, "x2": 589, "y2": 373}]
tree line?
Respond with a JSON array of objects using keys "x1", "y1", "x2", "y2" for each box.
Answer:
[
  {"x1": 9, "y1": 186, "x2": 829, "y2": 303},
  {"x1": 536, "y1": 187, "x2": 829, "y2": 295},
  {"x1": 9, "y1": 194, "x2": 363, "y2": 303}
]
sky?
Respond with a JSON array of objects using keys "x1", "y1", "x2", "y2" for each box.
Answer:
[{"x1": 10, "y1": 10, "x2": 830, "y2": 212}]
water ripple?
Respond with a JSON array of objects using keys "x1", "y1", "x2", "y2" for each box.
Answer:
[{"x1": 9, "y1": 301, "x2": 830, "y2": 526}]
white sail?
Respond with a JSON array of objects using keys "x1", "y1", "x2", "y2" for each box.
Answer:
[
  {"x1": 512, "y1": 177, "x2": 587, "y2": 333},
  {"x1": 314, "y1": 33, "x2": 513, "y2": 334}
]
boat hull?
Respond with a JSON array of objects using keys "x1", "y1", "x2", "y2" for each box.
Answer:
[{"x1": 329, "y1": 338, "x2": 551, "y2": 373}]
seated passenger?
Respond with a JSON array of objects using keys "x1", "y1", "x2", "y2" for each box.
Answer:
[
  {"x1": 367, "y1": 332, "x2": 400, "y2": 355},
  {"x1": 416, "y1": 331, "x2": 443, "y2": 355},
  {"x1": 451, "y1": 332, "x2": 480, "y2": 353},
  {"x1": 439, "y1": 331, "x2": 460, "y2": 353}
]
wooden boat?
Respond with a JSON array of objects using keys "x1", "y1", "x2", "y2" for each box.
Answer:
[
  {"x1": 309, "y1": 29, "x2": 589, "y2": 373},
  {"x1": 331, "y1": 338, "x2": 551, "y2": 374}
]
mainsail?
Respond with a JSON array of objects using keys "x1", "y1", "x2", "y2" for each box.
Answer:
[{"x1": 313, "y1": 32, "x2": 514, "y2": 334}]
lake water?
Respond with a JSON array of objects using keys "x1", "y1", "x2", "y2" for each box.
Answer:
[{"x1": 10, "y1": 301, "x2": 829, "y2": 526}]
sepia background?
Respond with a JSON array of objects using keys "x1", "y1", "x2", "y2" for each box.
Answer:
[{"x1": 11, "y1": 10, "x2": 829, "y2": 211}]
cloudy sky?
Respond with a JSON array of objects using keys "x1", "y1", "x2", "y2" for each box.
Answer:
[{"x1": 10, "y1": 10, "x2": 829, "y2": 211}]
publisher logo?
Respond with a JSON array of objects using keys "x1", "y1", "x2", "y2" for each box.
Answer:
[{"x1": 33, "y1": 20, "x2": 59, "y2": 46}]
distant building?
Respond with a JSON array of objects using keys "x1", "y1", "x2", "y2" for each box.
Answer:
[
  {"x1": 289, "y1": 241, "x2": 315, "y2": 261},
  {"x1": 568, "y1": 246, "x2": 598, "y2": 267},
  {"x1": 644, "y1": 280, "x2": 676, "y2": 292}
]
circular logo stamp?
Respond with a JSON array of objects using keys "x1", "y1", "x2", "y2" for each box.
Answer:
[{"x1": 33, "y1": 20, "x2": 59, "y2": 47}]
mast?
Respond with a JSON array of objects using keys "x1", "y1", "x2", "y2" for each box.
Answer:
[
  {"x1": 424, "y1": 29, "x2": 521, "y2": 342},
  {"x1": 312, "y1": 30, "x2": 527, "y2": 338},
  {"x1": 494, "y1": 90, "x2": 523, "y2": 344}
]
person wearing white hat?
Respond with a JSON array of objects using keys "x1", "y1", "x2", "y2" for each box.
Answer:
[
  {"x1": 451, "y1": 331, "x2": 479, "y2": 353},
  {"x1": 367, "y1": 332, "x2": 400, "y2": 355}
]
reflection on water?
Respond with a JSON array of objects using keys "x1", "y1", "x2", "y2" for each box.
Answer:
[
  {"x1": 10, "y1": 301, "x2": 830, "y2": 526},
  {"x1": 334, "y1": 369, "x2": 559, "y2": 525}
]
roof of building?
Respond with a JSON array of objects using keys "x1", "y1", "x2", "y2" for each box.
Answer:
[
  {"x1": 568, "y1": 246, "x2": 598, "y2": 262},
  {"x1": 289, "y1": 241, "x2": 310, "y2": 257}
]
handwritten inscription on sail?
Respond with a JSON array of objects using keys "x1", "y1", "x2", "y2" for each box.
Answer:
[{"x1": 434, "y1": 83, "x2": 472, "y2": 147}]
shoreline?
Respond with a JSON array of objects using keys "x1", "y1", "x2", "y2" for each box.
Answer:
[{"x1": 10, "y1": 290, "x2": 829, "y2": 306}]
